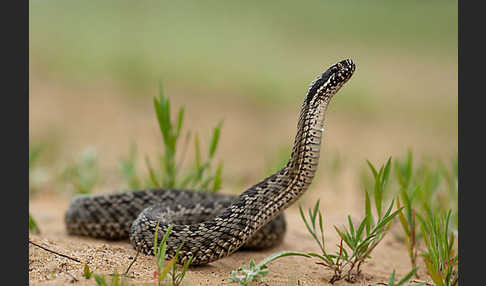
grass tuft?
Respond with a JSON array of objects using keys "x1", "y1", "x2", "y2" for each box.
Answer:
[
  {"x1": 119, "y1": 142, "x2": 142, "y2": 190},
  {"x1": 29, "y1": 213, "x2": 41, "y2": 234},
  {"x1": 152, "y1": 222, "x2": 193, "y2": 286},
  {"x1": 300, "y1": 159, "x2": 400, "y2": 283},
  {"x1": 392, "y1": 151, "x2": 458, "y2": 280},
  {"x1": 29, "y1": 145, "x2": 45, "y2": 234},
  {"x1": 119, "y1": 84, "x2": 224, "y2": 193},
  {"x1": 371, "y1": 268, "x2": 425, "y2": 286},
  {"x1": 61, "y1": 147, "x2": 100, "y2": 194},
  {"x1": 229, "y1": 251, "x2": 311, "y2": 286},
  {"x1": 83, "y1": 264, "x2": 130, "y2": 286},
  {"x1": 418, "y1": 210, "x2": 458, "y2": 286},
  {"x1": 29, "y1": 144, "x2": 50, "y2": 194}
]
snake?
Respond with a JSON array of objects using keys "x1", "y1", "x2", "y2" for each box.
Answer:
[{"x1": 65, "y1": 59, "x2": 356, "y2": 265}]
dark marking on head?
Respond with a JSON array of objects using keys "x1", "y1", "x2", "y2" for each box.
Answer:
[{"x1": 305, "y1": 59, "x2": 355, "y2": 104}]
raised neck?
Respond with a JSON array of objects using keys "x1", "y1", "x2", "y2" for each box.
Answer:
[{"x1": 283, "y1": 96, "x2": 330, "y2": 191}]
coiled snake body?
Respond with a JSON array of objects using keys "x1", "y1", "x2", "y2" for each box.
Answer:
[{"x1": 65, "y1": 59, "x2": 356, "y2": 265}]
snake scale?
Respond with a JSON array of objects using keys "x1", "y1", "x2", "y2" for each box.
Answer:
[{"x1": 65, "y1": 59, "x2": 356, "y2": 265}]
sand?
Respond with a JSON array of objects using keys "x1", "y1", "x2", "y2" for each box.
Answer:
[{"x1": 29, "y1": 185, "x2": 434, "y2": 286}]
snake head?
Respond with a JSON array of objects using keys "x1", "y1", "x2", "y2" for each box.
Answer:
[{"x1": 306, "y1": 59, "x2": 355, "y2": 104}]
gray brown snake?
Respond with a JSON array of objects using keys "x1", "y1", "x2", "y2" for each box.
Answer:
[{"x1": 65, "y1": 59, "x2": 356, "y2": 265}]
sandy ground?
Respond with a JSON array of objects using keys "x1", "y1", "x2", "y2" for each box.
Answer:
[
  {"x1": 28, "y1": 77, "x2": 453, "y2": 286},
  {"x1": 29, "y1": 186, "x2": 432, "y2": 286}
]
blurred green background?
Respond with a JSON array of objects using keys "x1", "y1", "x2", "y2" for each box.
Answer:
[{"x1": 29, "y1": 0, "x2": 457, "y2": 191}]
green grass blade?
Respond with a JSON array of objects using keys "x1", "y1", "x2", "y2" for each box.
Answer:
[
  {"x1": 424, "y1": 259, "x2": 444, "y2": 286},
  {"x1": 366, "y1": 160, "x2": 378, "y2": 178},
  {"x1": 299, "y1": 204, "x2": 325, "y2": 253},
  {"x1": 209, "y1": 120, "x2": 223, "y2": 158},
  {"x1": 29, "y1": 213, "x2": 41, "y2": 234},
  {"x1": 29, "y1": 145, "x2": 43, "y2": 169},
  {"x1": 153, "y1": 97, "x2": 170, "y2": 148},
  {"x1": 382, "y1": 157, "x2": 392, "y2": 190},
  {"x1": 373, "y1": 209, "x2": 401, "y2": 233},
  {"x1": 383, "y1": 199, "x2": 396, "y2": 219},
  {"x1": 212, "y1": 162, "x2": 223, "y2": 192},
  {"x1": 396, "y1": 198, "x2": 410, "y2": 237},
  {"x1": 387, "y1": 269, "x2": 396, "y2": 284},
  {"x1": 334, "y1": 226, "x2": 352, "y2": 249},
  {"x1": 318, "y1": 211, "x2": 326, "y2": 252},
  {"x1": 94, "y1": 274, "x2": 107, "y2": 286},
  {"x1": 397, "y1": 267, "x2": 418, "y2": 285},
  {"x1": 365, "y1": 189, "x2": 374, "y2": 234},
  {"x1": 373, "y1": 165, "x2": 383, "y2": 219},
  {"x1": 145, "y1": 156, "x2": 160, "y2": 188},
  {"x1": 83, "y1": 264, "x2": 92, "y2": 279},
  {"x1": 299, "y1": 206, "x2": 313, "y2": 232},
  {"x1": 356, "y1": 216, "x2": 367, "y2": 241},
  {"x1": 175, "y1": 106, "x2": 185, "y2": 140},
  {"x1": 176, "y1": 256, "x2": 194, "y2": 284},
  {"x1": 194, "y1": 134, "x2": 201, "y2": 171},
  {"x1": 311, "y1": 200, "x2": 320, "y2": 230},
  {"x1": 153, "y1": 220, "x2": 161, "y2": 255},
  {"x1": 347, "y1": 215, "x2": 355, "y2": 239},
  {"x1": 110, "y1": 270, "x2": 119, "y2": 286},
  {"x1": 257, "y1": 251, "x2": 311, "y2": 268},
  {"x1": 157, "y1": 225, "x2": 174, "y2": 265},
  {"x1": 159, "y1": 257, "x2": 176, "y2": 283}
]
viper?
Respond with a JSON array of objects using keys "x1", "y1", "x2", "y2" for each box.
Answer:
[{"x1": 65, "y1": 59, "x2": 356, "y2": 265}]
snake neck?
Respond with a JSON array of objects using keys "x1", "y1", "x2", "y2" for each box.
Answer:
[
  {"x1": 285, "y1": 98, "x2": 329, "y2": 187},
  {"x1": 249, "y1": 96, "x2": 330, "y2": 215}
]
